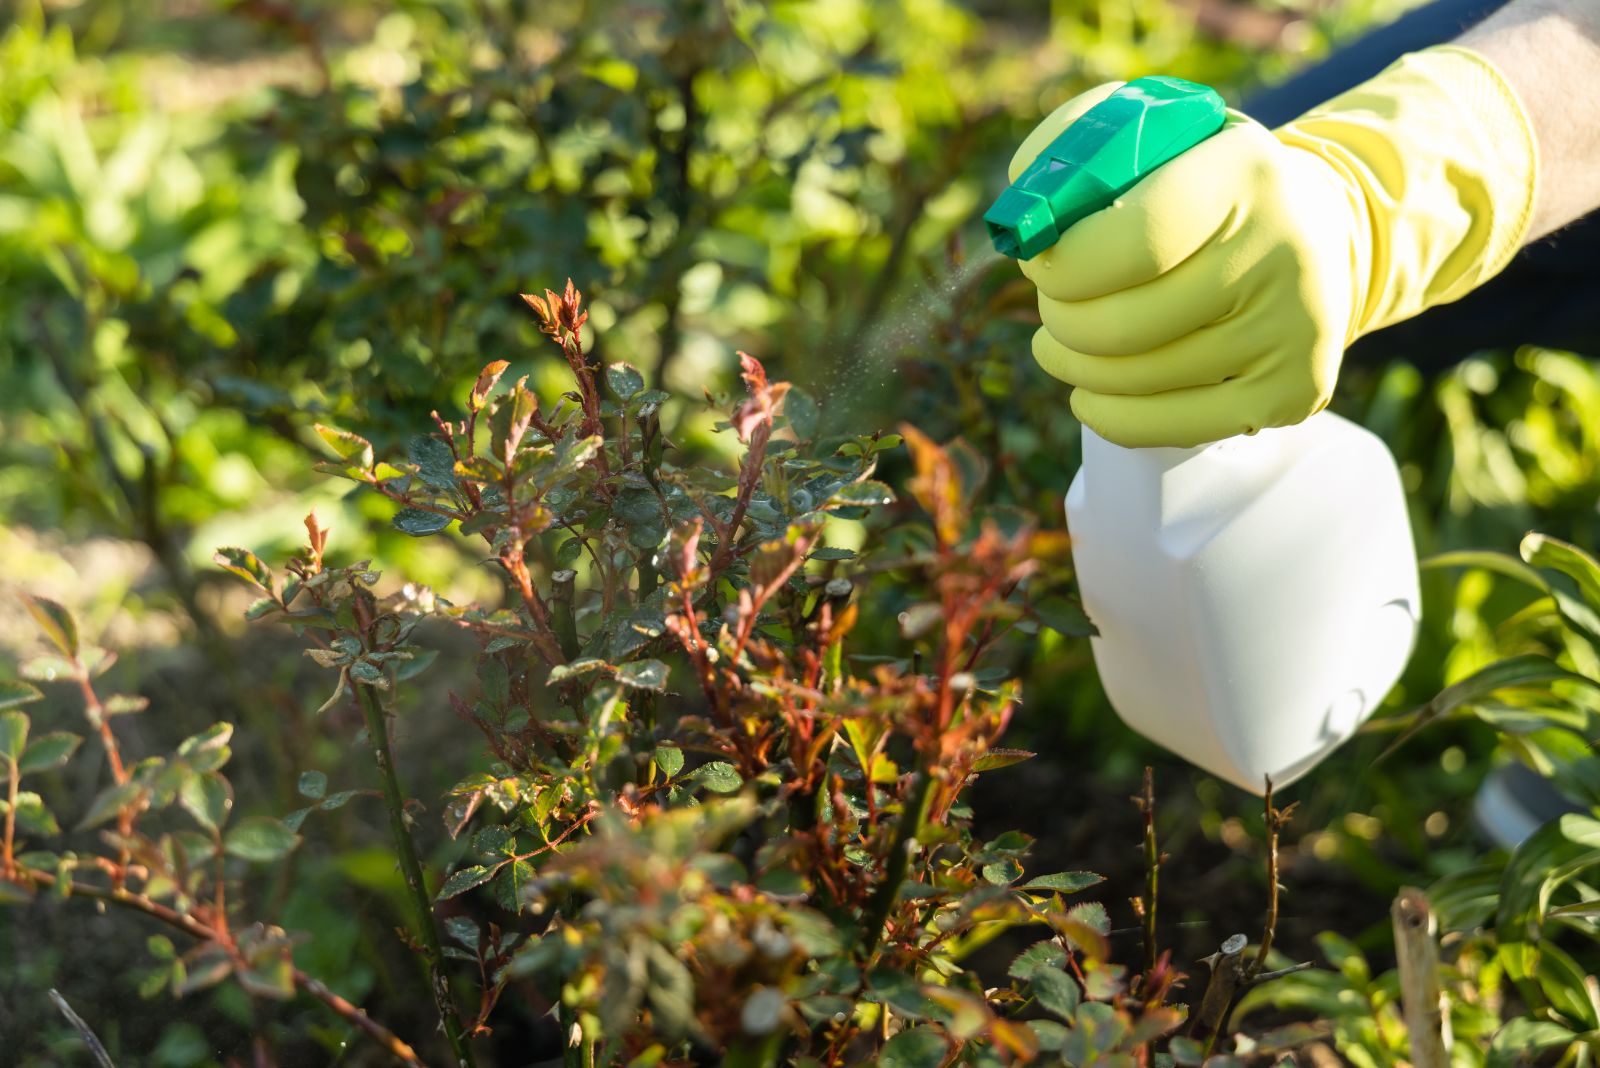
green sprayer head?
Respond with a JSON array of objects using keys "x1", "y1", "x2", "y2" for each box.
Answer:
[{"x1": 985, "y1": 76, "x2": 1227, "y2": 260}]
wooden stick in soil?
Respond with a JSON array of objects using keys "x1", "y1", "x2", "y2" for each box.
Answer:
[
  {"x1": 1392, "y1": 887, "x2": 1450, "y2": 1068},
  {"x1": 1189, "y1": 933, "x2": 1249, "y2": 1054},
  {"x1": 356, "y1": 684, "x2": 477, "y2": 1068}
]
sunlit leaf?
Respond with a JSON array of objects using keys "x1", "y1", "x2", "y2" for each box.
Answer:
[{"x1": 21, "y1": 596, "x2": 77, "y2": 658}]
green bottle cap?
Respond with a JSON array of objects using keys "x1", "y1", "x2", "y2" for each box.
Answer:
[{"x1": 985, "y1": 76, "x2": 1227, "y2": 261}]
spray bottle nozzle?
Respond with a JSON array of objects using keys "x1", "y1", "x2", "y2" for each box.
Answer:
[{"x1": 984, "y1": 76, "x2": 1228, "y2": 262}]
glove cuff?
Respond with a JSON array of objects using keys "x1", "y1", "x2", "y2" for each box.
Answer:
[{"x1": 1274, "y1": 44, "x2": 1539, "y2": 339}]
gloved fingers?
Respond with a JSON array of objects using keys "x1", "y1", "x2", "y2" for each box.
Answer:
[
  {"x1": 1032, "y1": 323, "x2": 1260, "y2": 396},
  {"x1": 1020, "y1": 116, "x2": 1270, "y2": 303},
  {"x1": 1007, "y1": 82, "x2": 1124, "y2": 182},
  {"x1": 1035, "y1": 249, "x2": 1240, "y2": 356},
  {"x1": 1069, "y1": 362, "x2": 1323, "y2": 449}
]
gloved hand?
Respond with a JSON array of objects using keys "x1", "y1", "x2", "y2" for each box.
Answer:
[{"x1": 1013, "y1": 46, "x2": 1538, "y2": 448}]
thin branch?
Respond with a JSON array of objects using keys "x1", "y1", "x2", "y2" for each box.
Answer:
[
  {"x1": 1134, "y1": 766, "x2": 1160, "y2": 980},
  {"x1": 49, "y1": 989, "x2": 116, "y2": 1068},
  {"x1": 17, "y1": 871, "x2": 427, "y2": 1067},
  {"x1": 1249, "y1": 775, "x2": 1295, "y2": 980},
  {"x1": 354, "y1": 684, "x2": 476, "y2": 1068}
]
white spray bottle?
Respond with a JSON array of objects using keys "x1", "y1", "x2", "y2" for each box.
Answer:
[{"x1": 984, "y1": 76, "x2": 1420, "y2": 793}]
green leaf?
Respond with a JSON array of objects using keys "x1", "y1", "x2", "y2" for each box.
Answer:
[
  {"x1": 180, "y1": 772, "x2": 233, "y2": 833},
  {"x1": 298, "y1": 770, "x2": 327, "y2": 800},
  {"x1": 175, "y1": 945, "x2": 234, "y2": 996},
  {"x1": 880, "y1": 1029, "x2": 947, "y2": 1068},
  {"x1": 1497, "y1": 813, "x2": 1600, "y2": 980},
  {"x1": 971, "y1": 748, "x2": 1035, "y2": 773},
  {"x1": 654, "y1": 745, "x2": 684, "y2": 778},
  {"x1": 408, "y1": 434, "x2": 458, "y2": 489},
  {"x1": 393, "y1": 508, "x2": 453, "y2": 536},
  {"x1": 828, "y1": 480, "x2": 895, "y2": 508},
  {"x1": 3, "y1": 792, "x2": 59, "y2": 837},
  {"x1": 1033, "y1": 598, "x2": 1097, "y2": 638},
  {"x1": 104, "y1": 694, "x2": 150, "y2": 716},
  {"x1": 178, "y1": 723, "x2": 234, "y2": 762},
  {"x1": 1425, "y1": 548, "x2": 1551, "y2": 591},
  {"x1": 616, "y1": 659, "x2": 669, "y2": 691},
  {"x1": 78, "y1": 781, "x2": 141, "y2": 830},
  {"x1": 1489, "y1": 1018, "x2": 1577, "y2": 1065},
  {"x1": 1031, "y1": 966, "x2": 1081, "y2": 1019},
  {"x1": 395, "y1": 649, "x2": 439, "y2": 682},
  {"x1": 1008, "y1": 939, "x2": 1068, "y2": 980},
  {"x1": 314, "y1": 424, "x2": 373, "y2": 469},
  {"x1": 548, "y1": 658, "x2": 608, "y2": 684},
  {"x1": 982, "y1": 858, "x2": 1023, "y2": 885},
  {"x1": 0, "y1": 711, "x2": 28, "y2": 764},
  {"x1": 868, "y1": 969, "x2": 936, "y2": 1018},
  {"x1": 606, "y1": 362, "x2": 645, "y2": 401},
  {"x1": 1381, "y1": 656, "x2": 1597, "y2": 761},
  {"x1": 1168, "y1": 1037, "x2": 1207, "y2": 1065},
  {"x1": 224, "y1": 817, "x2": 301, "y2": 862},
  {"x1": 22, "y1": 596, "x2": 78, "y2": 657},
  {"x1": 809, "y1": 547, "x2": 857, "y2": 561},
  {"x1": 0, "y1": 681, "x2": 43, "y2": 711},
  {"x1": 1524, "y1": 533, "x2": 1600, "y2": 612},
  {"x1": 783, "y1": 387, "x2": 820, "y2": 441},
  {"x1": 1019, "y1": 871, "x2": 1104, "y2": 894},
  {"x1": 1066, "y1": 900, "x2": 1111, "y2": 935},
  {"x1": 213, "y1": 547, "x2": 273, "y2": 591},
  {"x1": 693, "y1": 761, "x2": 743, "y2": 794},
  {"x1": 18, "y1": 732, "x2": 81, "y2": 775},
  {"x1": 19, "y1": 657, "x2": 75, "y2": 683},
  {"x1": 438, "y1": 864, "x2": 496, "y2": 900}
]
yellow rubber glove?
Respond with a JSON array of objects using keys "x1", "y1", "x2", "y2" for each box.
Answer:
[{"x1": 1014, "y1": 46, "x2": 1538, "y2": 448}]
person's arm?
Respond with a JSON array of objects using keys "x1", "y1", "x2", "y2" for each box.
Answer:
[
  {"x1": 1007, "y1": 0, "x2": 1599, "y2": 449},
  {"x1": 1460, "y1": 0, "x2": 1600, "y2": 239}
]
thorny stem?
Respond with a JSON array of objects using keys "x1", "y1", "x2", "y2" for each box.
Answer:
[
  {"x1": 355, "y1": 684, "x2": 476, "y2": 1068},
  {"x1": 16, "y1": 870, "x2": 427, "y2": 1067},
  {"x1": 859, "y1": 770, "x2": 935, "y2": 960},
  {"x1": 1250, "y1": 775, "x2": 1293, "y2": 980},
  {"x1": 1136, "y1": 766, "x2": 1160, "y2": 980}
]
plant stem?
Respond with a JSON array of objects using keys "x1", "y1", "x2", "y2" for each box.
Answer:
[
  {"x1": 49, "y1": 989, "x2": 115, "y2": 1068},
  {"x1": 859, "y1": 770, "x2": 934, "y2": 959},
  {"x1": 1136, "y1": 766, "x2": 1159, "y2": 979},
  {"x1": 2, "y1": 759, "x2": 16, "y2": 876},
  {"x1": 20, "y1": 871, "x2": 428, "y2": 1067},
  {"x1": 355, "y1": 684, "x2": 476, "y2": 1068},
  {"x1": 1250, "y1": 775, "x2": 1292, "y2": 980},
  {"x1": 550, "y1": 569, "x2": 580, "y2": 660}
]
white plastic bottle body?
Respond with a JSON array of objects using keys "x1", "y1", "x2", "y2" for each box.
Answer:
[{"x1": 1064, "y1": 412, "x2": 1421, "y2": 793}]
